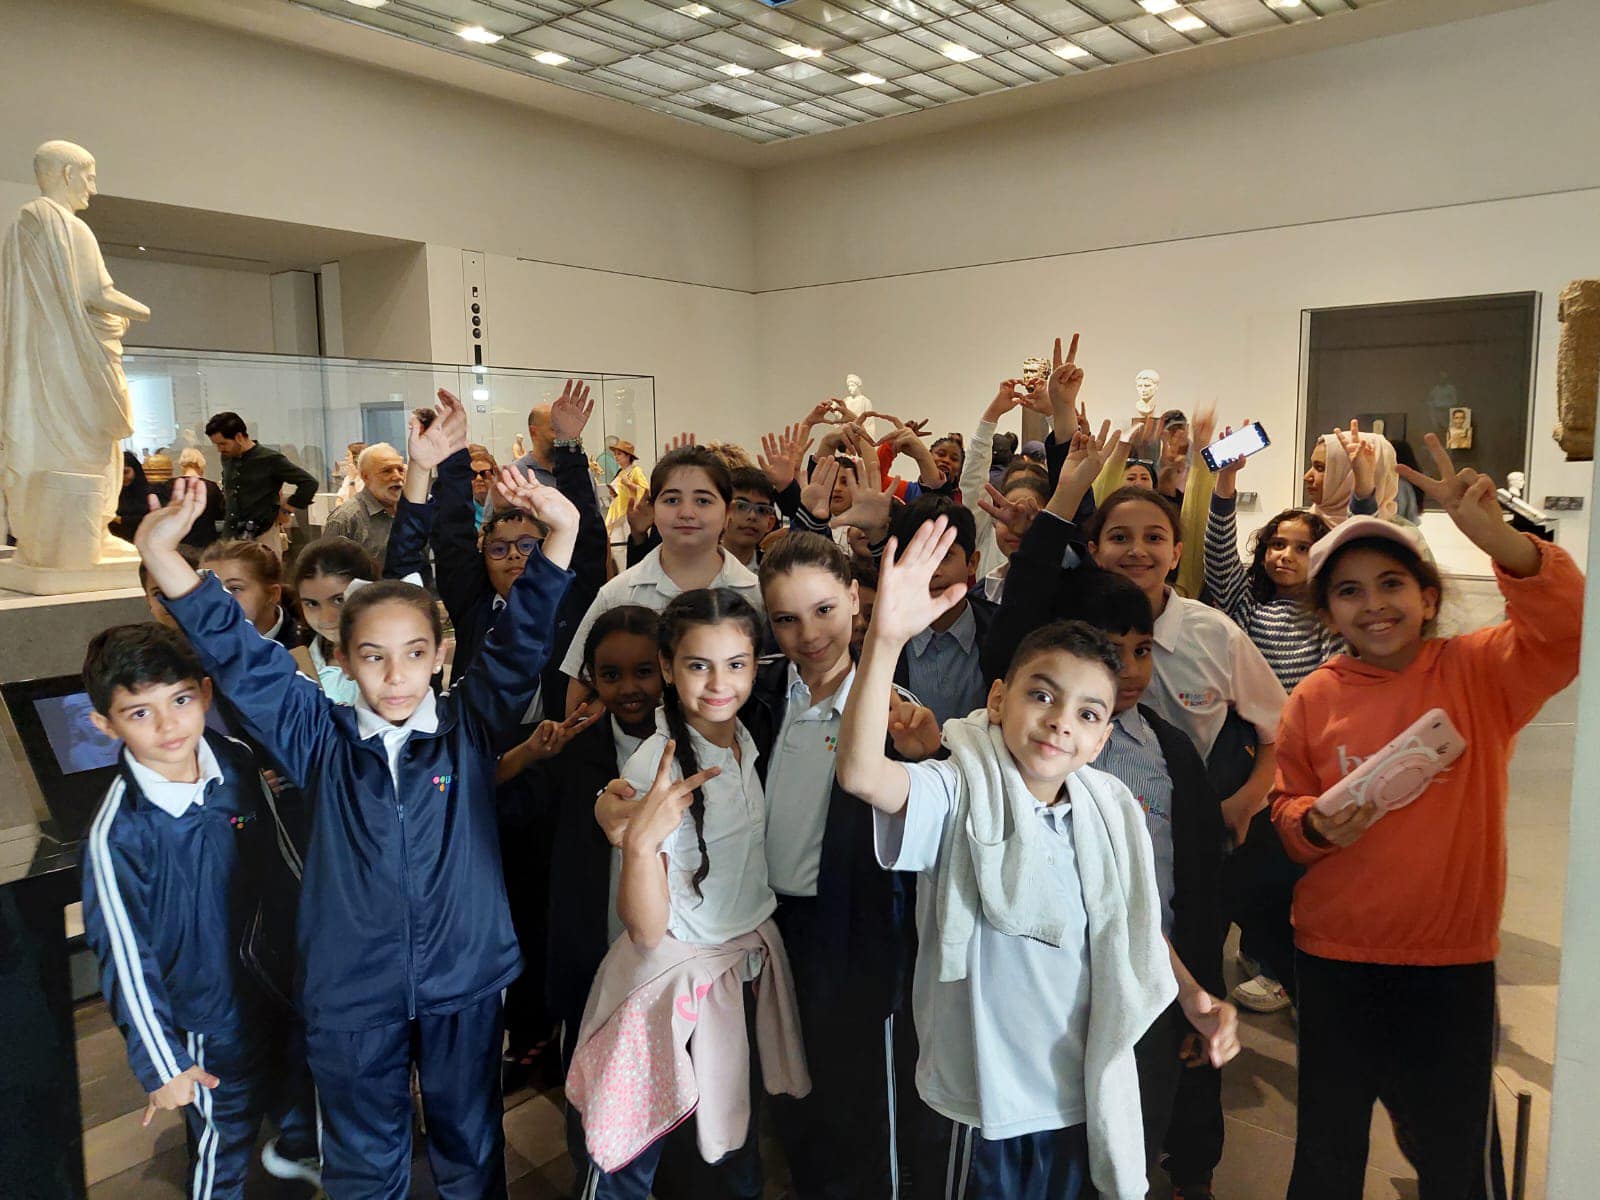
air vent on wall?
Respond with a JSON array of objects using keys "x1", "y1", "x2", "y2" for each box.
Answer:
[{"x1": 697, "y1": 104, "x2": 746, "y2": 122}]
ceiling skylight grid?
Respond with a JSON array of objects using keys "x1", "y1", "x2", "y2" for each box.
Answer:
[{"x1": 291, "y1": 0, "x2": 1375, "y2": 140}]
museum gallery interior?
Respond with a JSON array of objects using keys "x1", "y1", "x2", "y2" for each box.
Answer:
[{"x1": 2, "y1": 0, "x2": 1599, "y2": 1197}]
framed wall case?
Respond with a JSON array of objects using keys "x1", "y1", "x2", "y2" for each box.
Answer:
[{"x1": 1299, "y1": 293, "x2": 1540, "y2": 507}]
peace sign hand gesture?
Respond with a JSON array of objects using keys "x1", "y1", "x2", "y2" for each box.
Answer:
[
  {"x1": 1397, "y1": 433, "x2": 1538, "y2": 576},
  {"x1": 1332, "y1": 419, "x2": 1377, "y2": 500},
  {"x1": 622, "y1": 743, "x2": 722, "y2": 856},
  {"x1": 1045, "y1": 333, "x2": 1087, "y2": 437}
]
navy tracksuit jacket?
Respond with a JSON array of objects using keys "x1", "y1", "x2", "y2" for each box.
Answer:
[
  {"x1": 166, "y1": 549, "x2": 572, "y2": 1199},
  {"x1": 81, "y1": 730, "x2": 307, "y2": 1200}
]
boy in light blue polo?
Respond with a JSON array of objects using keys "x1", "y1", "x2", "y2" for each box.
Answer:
[{"x1": 836, "y1": 515, "x2": 1231, "y2": 1200}]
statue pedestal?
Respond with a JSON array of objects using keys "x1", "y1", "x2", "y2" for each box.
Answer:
[{"x1": 0, "y1": 550, "x2": 139, "y2": 596}]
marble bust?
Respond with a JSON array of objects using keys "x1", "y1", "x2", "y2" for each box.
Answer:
[
  {"x1": 1, "y1": 140, "x2": 149, "y2": 589},
  {"x1": 1134, "y1": 369, "x2": 1161, "y2": 418}
]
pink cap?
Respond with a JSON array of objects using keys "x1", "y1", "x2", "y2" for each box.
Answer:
[{"x1": 1307, "y1": 516, "x2": 1423, "y2": 580}]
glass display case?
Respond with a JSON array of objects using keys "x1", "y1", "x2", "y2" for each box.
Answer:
[{"x1": 120, "y1": 347, "x2": 656, "y2": 498}]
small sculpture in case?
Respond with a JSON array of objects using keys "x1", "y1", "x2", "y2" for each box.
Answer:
[{"x1": 1313, "y1": 708, "x2": 1467, "y2": 817}]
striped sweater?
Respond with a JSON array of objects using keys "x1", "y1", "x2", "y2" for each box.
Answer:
[{"x1": 1203, "y1": 495, "x2": 1342, "y2": 694}]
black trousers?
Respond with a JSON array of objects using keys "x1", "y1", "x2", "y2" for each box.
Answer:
[
  {"x1": 770, "y1": 894, "x2": 901, "y2": 1200},
  {"x1": 501, "y1": 811, "x2": 557, "y2": 1050},
  {"x1": 1289, "y1": 952, "x2": 1508, "y2": 1200}
]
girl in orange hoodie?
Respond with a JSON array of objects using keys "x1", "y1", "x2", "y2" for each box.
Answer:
[{"x1": 1270, "y1": 434, "x2": 1583, "y2": 1199}]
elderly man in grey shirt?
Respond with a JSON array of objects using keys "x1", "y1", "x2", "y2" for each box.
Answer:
[{"x1": 322, "y1": 442, "x2": 405, "y2": 565}]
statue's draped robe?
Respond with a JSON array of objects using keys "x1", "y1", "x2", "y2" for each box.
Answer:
[{"x1": 1, "y1": 196, "x2": 131, "y2": 553}]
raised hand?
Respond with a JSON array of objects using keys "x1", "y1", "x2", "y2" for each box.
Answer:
[
  {"x1": 135, "y1": 475, "x2": 208, "y2": 557},
  {"x1": 1332, "y1": 419, "x2": 1377, "y2": 500},
  {"x1": 499, "y1": 465, "x2": 578, "y2": 534},
  {"x1": 978, "y1": 482, "x2": 1039, "y2": 541},
  {"x1": 622, "y1": 743, "x2": 722, "y2": 856},
  {"x1": 407, "y1": 388, "x2": 468, "y2": 469},
  {"x1": 830, "y1": 432, "x2": 893, "y2": 540},
  {"x1": 888, "y1": 690, "x2": 942, "y2": 760},
  {"x1": 869, "y1": 516, "x2": 968, "y2": 649},
  {"x1": 550, "y1": 378, "x2": 594, "y2": 441},
  {"x1": 143, "y1": 1064, "x2": 220, "y2": 1127},
  {"x1": 1045, "y1": 333, "x2": 1086, "y2": 437},
  {"x1": 1397, "y1": 433, "x2": 1538, "y2": 575},
  {"x1": 759, "y1": 423, "x2": 812, "y2": 492},
  {"x1": 626, "y1": 488, "x2": 654, "y2": 540},
  {"x1": 1048, "y1": 421, "x2": 1125, "y2": 519},
  {"x1": 803, "y1": 398, "x2": 849, "y2": 429},
  {"x1": 518, "y1": 704, "x2": 602, "y2": 763},
  {"x1": 983, "y1": 379, "x2": 1032, "y2": 422},
  {"x1": 663, "y1": 432, "x2": 696, "y2": 454},
  {"x1": 801, "y1": 456, "x2": 841, "y2": 521},
  {"x1": 1190, "y1": 401, "x2": 1218, "y2": 458}
]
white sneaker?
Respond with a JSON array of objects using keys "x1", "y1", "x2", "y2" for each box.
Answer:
[
  {"x1": 261, "y1": 1136, "x2": 323, "y2": 1188},
  {"x1": 1231, "y1": 973, "x2": 1292, "y2": 1014}
]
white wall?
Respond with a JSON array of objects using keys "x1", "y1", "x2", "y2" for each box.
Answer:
[
  {"x1": 752, "y1": 0, "x2": 1600, "y2": 568},
  {"x1": 103, "y1": 256, "x2": 276, "y2": 353}
]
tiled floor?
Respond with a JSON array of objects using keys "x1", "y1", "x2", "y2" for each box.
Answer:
[{"x1": 75, "y1": 578, "x2": 1576, "y2": 1199}]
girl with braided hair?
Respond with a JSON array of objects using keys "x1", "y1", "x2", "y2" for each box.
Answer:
[{"x1": 570, "y1": 586, "x2": 808, "y2": 1200}]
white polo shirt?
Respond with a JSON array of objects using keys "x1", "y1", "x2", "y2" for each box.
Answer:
[
  {"x1": 764, "y1": 665, "x2": 853, "y2": 897},
  {"x1": 619, "y1": 718, "x2": 775, "y2": 946},
  {"x1": 559, "y1": 546, "x2": 764, "y2": 679},
  {"x1": 1143, "y1": 591, "x2": 1287, "y2": 759},
  {"x1": 124, "y1": 737, "x2": 224, "y2": 818}
]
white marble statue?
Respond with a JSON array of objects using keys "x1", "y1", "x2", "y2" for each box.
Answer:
[
  {"x1": 1135, "y1": 369, "x2": 1161, "y2": 418},
  {"x1": 841, "y1": 373, "x2": 871, "y2": 422},
  {"x1": 1, "y1": 141, "x2": 148, "y2": 588}
]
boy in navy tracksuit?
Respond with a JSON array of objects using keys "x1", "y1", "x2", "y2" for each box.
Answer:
[
  {"x1": 80, "y1": 624, "x2": 316, "y2": 1200},
  {"x1": 137, "y1": 393, "x2": 580, "y2": 1199}
]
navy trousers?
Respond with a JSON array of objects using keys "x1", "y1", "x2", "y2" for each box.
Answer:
[
  {"x1": 920, "y1": 1116, "x2": 1091, "y2": 1200},
  {"x1": 179, "y1": 1027, "x2": 272, "y2": 1200},
  {"x1": 769, "y1": 894, "x2": 901, "y2": 1200},
  {"x1": 305, "y1": 991, "x2": 506, "y2": 1200}
]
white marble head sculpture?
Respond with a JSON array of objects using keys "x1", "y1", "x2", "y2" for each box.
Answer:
[
  {"x1": 1135, "y1": 369, "x2": 1161, "y2": 403},
  {"x1": 33, "y1": 140, "x2": 98, "y2": 212},
  {"x1": 845, "y1": 374, "x2": 863, "y2": 396},
  {"x1": 1021, "y1": 357, "x2": 1051, "y2": 388}
]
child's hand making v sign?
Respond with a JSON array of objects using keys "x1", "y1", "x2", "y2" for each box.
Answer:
[
  {"x1": 617, "y1": 742, "x2": 722, "y2": 948},
  {"x1": 1399, "y1": 433, "x2": 1540, "y2": 577}
]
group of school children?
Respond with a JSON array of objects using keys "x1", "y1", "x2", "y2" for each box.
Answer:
[{"x1": 77, "y1": 333, "x2": 1583, "y2": 1200}]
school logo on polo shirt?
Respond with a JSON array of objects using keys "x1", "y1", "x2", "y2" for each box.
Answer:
[
  {"x1": 228, "y1": 812, "x2": 256, "y2": 831},
  {"x1": 1177, "y1": 688, "x2": 1221, "y2": 709},
  {"x1": 432, "y1": 774, "x2": 453, "y2": 793}
]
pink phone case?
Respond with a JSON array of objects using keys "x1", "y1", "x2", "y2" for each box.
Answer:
[{"x1": 1313, "y1": 709, "x2": 1467, "y2": 816}]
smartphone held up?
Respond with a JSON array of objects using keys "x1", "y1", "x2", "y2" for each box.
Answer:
[{"x1": 1201, "y1": 421, "x2": 1270, "y2": 472}]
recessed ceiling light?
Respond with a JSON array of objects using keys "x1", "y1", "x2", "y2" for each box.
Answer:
[
  {"x1": 676, "y1": 2, "x2": 712, "y2": 14},
  {"x1": 1167, "y1": 13, "x2": 1205, "y2": 31},
  {"x1": 137, "y1": 245, "x2": 148, "y2": 252},
  {"x1": 718, "y1": 63, "x2": 753, "y2": 76},
  {"x1": 457, "y1": 25, "x2": 502, "y2": 44},
  {"x1": 1051, "y1": 42, "x2": 1090, "y2": 60},
  {"x1": 848, "y1": 71, "x2": 886, "y2": 85},
  {"x1": 1266, "y1": 0, "x2": 1303, "y2": 6},
  {"x1": 1138, "y1": 0, "x2": 1180, "y2": 12},
  {"x1": 532, "y1": 50, "x2": 570, "y2": 65},
  {"x1": 345, "y1": 0, "x2": 388, "y2": 7},
  {"x1": 780, "y1": 44, "x2": 823, "y2": 59},
  {"x1": 940, "y1": 43, "x2": 979, "y2": 62}
]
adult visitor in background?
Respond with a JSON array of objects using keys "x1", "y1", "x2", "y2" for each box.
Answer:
[
  {"x1": 109, "y1": 451, "x2": 157, "y2": 544},
  {"x1": 205, "y1": 411, "x2": 318, "y2": 554},
  {"x1": 322, "y1": 442, "x2": 405, "y2": 566},
  {"x1": 175, "y1": 447, "x2": 225, "y2": 549}
]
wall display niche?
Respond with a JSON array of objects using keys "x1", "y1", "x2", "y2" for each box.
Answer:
[{"x1": 1302, "y1": 293, "x2": 1538, "y2": 507}]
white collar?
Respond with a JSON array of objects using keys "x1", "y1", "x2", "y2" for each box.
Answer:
[
  {"x1": 1151, "y1": 588, "x2": 1186, "y2": 652},
  {"x1": 355, "y1": 689, "x2": 440, "y2": 741},
  {"x1": 652, "y1": 707, "x2": 755, "y2": 762},
  {"x1": 125, "y1": 737, "x2": 224, "y2": 819},
  {"x1": 263, "y1": 606, "x2": 285, "y2": 641},
  {"x1": 637, "y1": 545, "x2": 758, "y2": 596},
  {"x1": 785, "y1": 661, "x2": 855, "y2": 718}
]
